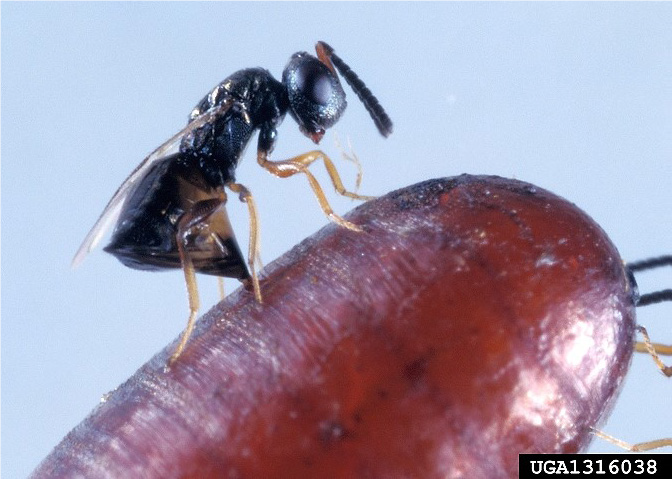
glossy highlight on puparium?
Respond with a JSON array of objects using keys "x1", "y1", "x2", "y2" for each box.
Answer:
[{"x1": 72, "y1": 41, "x2": 393, "y2": 362}]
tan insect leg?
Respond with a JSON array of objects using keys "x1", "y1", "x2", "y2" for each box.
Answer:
[
  {"x1": 260, "y1": 149, "x2": 374, "y2": 201},
  {"x1": 170, "y1": 232, "x2": 201, "y2": 365},
  {"x1": 591, "y1": 328, "x2": 672, "y2": 452},
  {"x1": 636, "y1": 326, "x2": 672, "y2": 377},
  {"x1": 592, "y1": 429, "x2": 672, "y2": 452},
  {"x1": 217, "y1": 276, "x2": 225, "y2": 301},
  {"x1": 227, "y1": 182, "x2": 262, "y2": 303},
  {"x1": 258, "y1": 150, "x2": 366, "y2": 232},
  {"x1": 635, "y1": 340, "x2": 672, "y2": 355},
  {"x1": 333, "y1": 132, "x2": 365, "y2": 194}
]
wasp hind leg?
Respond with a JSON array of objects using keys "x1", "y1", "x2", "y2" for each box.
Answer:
[
  {"x1": 169, "y1": 195, "x2": 253, "y2": 364},
  {"x1": 216, "y1": 276, "x2": 226, "y2": 301},
  {"x1": 169, "y1": 209, "x2": 204, "y2": 365},
  {"x1": 227, "y1": 182, "x2": 263, "y2": 304},
  {"x1": 257, "y1": 149, "x2": 372, "y2": 232}
]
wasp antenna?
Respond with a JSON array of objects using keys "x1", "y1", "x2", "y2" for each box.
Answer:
[{"x1": 319, "y1": 42, "x2": 393, "y2": 138}]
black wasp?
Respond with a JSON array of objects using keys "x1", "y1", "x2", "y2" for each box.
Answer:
[{"x1": 73, "y1": 41, "x2": 393, "y2": 363}]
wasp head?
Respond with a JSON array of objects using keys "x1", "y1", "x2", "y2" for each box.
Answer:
[{"x1": 283, "y1": 52, "x2": 347, "y2": 144}]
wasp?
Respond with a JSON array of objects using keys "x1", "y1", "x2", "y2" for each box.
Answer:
[{"x1": 73, "y1": 41, "x2": 393, "y2": 363}]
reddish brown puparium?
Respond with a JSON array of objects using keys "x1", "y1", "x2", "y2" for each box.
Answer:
[{"x1": 33, "y1": 175, "x2": 636, "y2": 479}]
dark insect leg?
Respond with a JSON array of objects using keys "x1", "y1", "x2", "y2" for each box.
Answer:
[
  {"x1": 638, "y1": 290, "x2": 672, "y2": 306},
  {"x1": 628, "y1": 255, "x2": 672, "y2": 272},
  {"x1": 257, "y1": 149, "x2": 372, "y2": 232},
  {"x1": 226, "y1": 182, "x2": 262, "y2": 303},
  {"x1": 628, "y1": 255, "x2": 672, "y2": 370}
]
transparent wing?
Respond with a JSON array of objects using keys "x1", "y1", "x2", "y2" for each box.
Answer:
[{"x1": 72, "y1": 99, "x2": 234, "y2": 267}]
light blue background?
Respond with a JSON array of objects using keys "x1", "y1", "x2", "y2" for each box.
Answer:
[{"x1": 3, "y1": 3, "x2": 671, "y2": 477}]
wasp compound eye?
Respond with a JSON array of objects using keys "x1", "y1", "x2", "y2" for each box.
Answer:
[
  {"x1": 297, "y1": 63, "x2": 333, "y2": 106},
  {"x1": 283, "y1": 53, "x2": 346, "y2": 139}
]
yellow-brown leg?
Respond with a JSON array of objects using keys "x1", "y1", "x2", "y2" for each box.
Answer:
[
  {"x1": 635, "y1": 341, "x2": 672, "y2": 355},
  {"x1": 260, "y1": 149, "x2": 374, "y2": 201},
  {"x1": 333, "y1": 132, "x2": 365, "y2": 194},
  {"x1": 635, "y1": 326, "x2": 672, "y2": 376},
  {"x1": 592, "y1": 429, "x2": 672, "y2": 452},
  {"x1": 169, "y1": 227, "x2": 201, "y2": 365},
  {"x1": 217, "y1": 276, "x2": 226, "y2": 301},
  {"x1": 227, "y1": 182, "x2": 263, "y2": 303},
  {"x1": 590, "y1": 330, "x2": 672, "y2": 450},
  {"x1": 591, "y1": 327, "x2": 672, "y2": 452},
  {"x1": 257, "y1": 149, "x2": 372, "y2": 231}
]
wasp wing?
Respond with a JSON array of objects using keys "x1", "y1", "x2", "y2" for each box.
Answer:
[{"x1": 72, "y1": 99, "x2": 234, "y2": 267}]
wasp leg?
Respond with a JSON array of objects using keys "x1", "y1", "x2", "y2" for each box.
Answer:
[
  {"x1": 169, "y1": 210, "x2": 204, "y2": 365},
  {"x1": 258, "y1": 150, "x2": 368, "y2": 232},
  {"x1": 260, "y1": 149, "x2": 374, "y2": 201},
  {"x1": 170, "y1": 195, "x2": 243, "y2": 363},
  {"x1": 226, "y1": 182, "x2": 262, "y2": 304},
  {"x1": 216, "y1": 275, "x2": 226, "y2": 301},
  {"x1": 592, "y1": 429, "x2": 672, "y2": 452},
  {"x1": 333, "y1": 132, "x2": 365, "y2": 194},
  {"x1": 635, "y1": 340, "x2": 672, "y2": 356},
  {"x1": 635, "y1": 326, "x2": 672, "y2": 377}
]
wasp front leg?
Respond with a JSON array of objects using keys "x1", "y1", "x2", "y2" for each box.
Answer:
[{"x1": 256, "y1": 125, "x2": 371, "y2": 232}]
